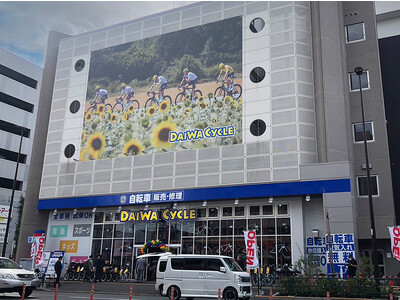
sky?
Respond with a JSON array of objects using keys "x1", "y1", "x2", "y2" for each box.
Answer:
[{"x1": 0, "y1": 1, "x2": 196, "y2": 67}]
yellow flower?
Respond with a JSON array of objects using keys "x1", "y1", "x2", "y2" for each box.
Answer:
[
  {"x1": 123, "y1": 140, "x2": 143, "y2": 156},
  {"x1": 110, "y1": 113, "x2": 118, "y2": 123},
  {"x1": 122, "y1": 111, "x2": 128, "y2": 121},
  {"x1": 97, "y1": 104, "x2": 105, "y2": 115},
  {"x1": 87, "y1": 132, "x2": 106, "y2": 159},
  {"x1": 85, "y1": 112, "x2": 93, "y2": 122},
  {"x1": 147, "y1": 106, "x2": 157, "y2": 117},
  {"x1": 159, "y1": 100, "x2": 170, "y2": 113},
  {"x1": 238, "y1": 97, "x2": 243, "y2": 105},
  {"x1": 212, "y1": 118, "x2": 217, "y2": 123},
  {"x1": 185, "y1": 94, "x2": 191, "y2": 100},
  {"x1": 230, "y1": 99, "x2": 238, "y2": 108},
  {"x1": 152, "y1": 121, "x2": 177, "y2": 149},
  {"x1": 224, "y1": 96, "x2": 232, "y2": 103},
  {"x1": 199, "y1": 102, "x2": 208, "y2": 109},
  {"x1": 128, "y1": 105, "x2": 135, "y2": 114},
  {"x1": 183, "y1": 107, "x2": 192, "y2": 117},
  {"x1": 198, "y1": 96, "x2": 204, "y2": 102},
  {"x1": 81, "y1": 130, "x2": 86, "y2": 141}
]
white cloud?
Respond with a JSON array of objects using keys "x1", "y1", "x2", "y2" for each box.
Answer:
[{"x1": 0, "y1": 1, "x2": 196, "y2": 65}]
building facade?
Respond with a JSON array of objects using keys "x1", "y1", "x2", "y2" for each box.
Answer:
[
  {"x1": 16, "y1": 1, "x2": 399, "y2": 276},
  {"x1": 0, "y1": 49, "x2": 43, "y2": 256}
]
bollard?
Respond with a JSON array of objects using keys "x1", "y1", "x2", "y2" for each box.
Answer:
[
  {"x1": 21, "y1": 283, "x2": 26, "y2": 300},
  {"x1": 390, "y1": 294, "x2": 393, "y2": 300},
  {"x1": 170, "y1": 286, "x2": 175, "y2": 300},
  {"x1": 90, "y1": 284, "x2": 95, "y2": 300},
  {"x1": 54, "y1": 283, "x2": 59, "y2": 300},
  {"x1": 269, "y1": 289, "x2": 273, "y2": 300},
  {"x1": 129, "y1": 286, "x2": 133, "y2": 300},
  {"x1": 327, "y1": 291, "x2": 330, "y2": 300},
  {"x1": 218, "y1": 288, "x2": 221, "y2": 300}
]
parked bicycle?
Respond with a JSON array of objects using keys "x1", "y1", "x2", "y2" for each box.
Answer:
[
  {"x1": 63, "y1": 262, "x2": 77, "y2": 281},
  {"x1": 145, "y1": 91, "x2": 172, "y2": 109},
  {"x1": 175, "y1": 85, "x2": 202, "y2": 105},
  {"x1": 214, "y1": 79, "x2": 242, "y2": 101},
  {"x1": 118, "y1": 263, "x2": 131, "y2": 282},
  {"x1": 113, "y1": 97, "x2": 140, "y2": 112}
]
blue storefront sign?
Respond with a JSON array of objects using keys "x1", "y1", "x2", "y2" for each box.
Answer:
[{"x1": 326, "y1": 233, "x2": 355, "y2": 278}]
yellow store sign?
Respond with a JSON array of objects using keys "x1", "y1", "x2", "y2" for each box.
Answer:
[
  {"x1": 120, "y1": 208, "x2": 196, "y2": 222},
  {"x1": 59, "y1": 240, "x2": 78, "y2": 253}
]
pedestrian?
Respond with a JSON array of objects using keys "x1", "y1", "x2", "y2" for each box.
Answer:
[
  {"x1": 135, "y1": 257, "x2": 146, "y2": 282},
  {"x1": 94, "y1": 255, "x2": 105, "y2": 283},
  {"x1": 83, "y1": 255, "x2": 94, "y2": 282},
  {"x1": 346, "y1": 254, "x2": 358, "y2": 278},
  {"x1": 54, "y1": 256, "x2": 63, "y2": 287}
]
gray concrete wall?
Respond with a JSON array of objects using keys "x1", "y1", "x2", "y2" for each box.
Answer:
[{"x1": 16, "y1": 31, "x2": 70, "y2": 262}]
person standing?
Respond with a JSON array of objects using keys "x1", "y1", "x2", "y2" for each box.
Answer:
[
  {"x1": 346, "y1": 254, "x2": 358, "y2": 278},
  {"x1": 54, "y1": 256, "x2": 63, "y2": 287},
  {"x1": 83, "y1": 255, "x2": 94, "y2": 283},
  {"x1": 94, "y1": 255, "x2": 105, "y2": 283},
  {"x1": 135, "y1": 258, "x2": 146, "y2": 282}
]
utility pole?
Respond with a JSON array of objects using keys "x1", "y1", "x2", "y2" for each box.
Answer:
[{"x1": 325, "y1": 208, "x2": 335, "y2": 276}]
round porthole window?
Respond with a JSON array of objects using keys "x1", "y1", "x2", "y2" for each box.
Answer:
[
  {"x1": 250, "y1": 67, "x2": 266, "y2": 83},
  {"x1": 75, "y1": 59, "x2": 85, "y2": 72},
  {"x1": 69, "y1": 100, "x2": 80, "y2": 114},
  {"x1": 64, "y1": 144, "x2": 76, "y2": 158},
  {"x1": 250, "y1": 18, "x2": 265, "y2": 33},
  {"x1": 250, "y1": 119, "x2": 266, "y2": 136}
]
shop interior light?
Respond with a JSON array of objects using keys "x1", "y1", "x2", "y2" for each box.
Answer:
[
  {"x1": 144, "y1": 204, "x2": 149, "y2": 210},
  {"x1": 117, "y1": 206, "x2": 122, "y2": 212},
  {"x1": 92, "y1": 207, "x2": 96, "y2": 213},
  {"x1": 172, "y1": 202, "x2": 177, "y2": 209},
  {"x1": 73, "y1": 208, "x2": 77, "y2": 215},
  {"x1": 202, "y1": 200, "x2": 207, "y2": 207},
  {"x1": 268, "y1": 196, "x2": 273, "y2": 203},
  {"x1": 53, "y1": 209, "x2": 57, "y2": 216},
  {"x1": 305, "y1": 195, "x2": 311, "y2": 202},
  {"x1": 234, "y1": 198, "x2": 239, "y2": 205}
]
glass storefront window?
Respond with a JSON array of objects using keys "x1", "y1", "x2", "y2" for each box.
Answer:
[
  {"x1": 234, "y1": 219, "x2": 246, "y2": 236},
  {"x1": 146, "y1": 222, "x2": 157, "y2": 241},
  {"x1": 235, "y1": 206, "x2": 245, "y2": 217},
  {"x1": 194, "y1": 237, "x2": 206, "y2": 254},
  {"x1": 277, "y1": 236, "x2": 291, "y2": 266},
  {"x1": 170, "y1": 222, "x2": 181, "y2": 244},
  {"x1": 223, "y1": 207, "x2": 232, "y2": 217},
  {"x1": 220, "y1": 237, "x2": 233, "y2": 257},
  {"x1": 158, "y1": 220, "x2": 168, "y2": 243},
  {"x1": 94, "y1": 225, "x2": 103, "y2": 238},
  {"x1": 94, "y1": 212, "x2": 104, "y2": 223},
  {"x1": 250, "y1": 206, "x2": 260, "y2": 216},
  {"x1": 114, "y1": 224, "x2": 124, "y2": 238},
  {"x1": 114, "y1": 212, "x2": 120, "y2": 221},
  {"x1": 208, "y1": 220, "x2": 220, "y2": 236},
  {"x1": 262, "y1": 218, "x2": 275, "y2": 235},
  {"x1": 124, "y1": 222, "x2": 134, "y2": 238},
  {"x1": 182, "y1": 221, "x2": 194, "y2": 236},
  {"x1": 207, "y1": 237, "x2": 219, "y2": 255},
  {"x1": 102, "y1": 239, "x2": 112, "y2": 263},
  {"x1": 248, "y1": 218, "x2": 261, "y2": 233},
  {"x1": 135, "y1": 223, "x2": 145, "y2": 244},
  {"x1": 278, "y1": 204, "x2": 288, "y2": 215},
  {"x1": 197, "y1": 208, "x2": 206, "y2": 218},
  {"x1": 234, "y1": 238, "x2": 246, "y2": 259},
  {"x1": 221, "y1": 220, "x2": 233, "y2": 236},
  {"x1": 103, "y1": 224, "x2": 113, "y2": 238},
  {"x1": 91, "y1": 239, "x2": 101, "y2": 257},
  {"x1": 105, "y1": 212, "x2": 113, "y2": 222},
  {"x1": 209, "y1": 207, "x2": 219, "y2": 218},
  {"x1": 195, "y1": 220, "x2": 207, "y2": 237},
  {"x1": 122, "y1": 240, "x2": 133, "y2": 266},
  {"x1": 182, "y1": 238, "x2": 193, "y2": 254},
  {"x1": 112, "y1": 239, "x2": 123, "y2": 265},
  {"x1": 277, "y1": 218, "x2": 290, "y2": 234},
  {"x1": 263, "y1": 205, "x2": 273, "y2": 215},
  {"x1": 262, "y1": 236, "x2": 276, "y2": 269}
]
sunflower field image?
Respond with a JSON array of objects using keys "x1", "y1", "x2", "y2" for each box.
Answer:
[{"x1": 80, "y1": 17, "x2": 242, "y2": 160}]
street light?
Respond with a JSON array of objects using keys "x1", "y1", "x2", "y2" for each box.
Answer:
[
  {"x1": 2, "y1": 126, "x2": 25, "y2": 257},
  {"x1": 354, "y1": 66, "x2": 379, "y2": 278}
]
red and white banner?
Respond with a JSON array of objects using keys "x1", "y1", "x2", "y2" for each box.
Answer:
[
  {"x1": 389, "y1": 226, "x2": 400, "y2": 262},
  {"x1": 30, "y1": 233, "x2": 46, "y2": 266},
  {"x1": 244, "y1": 230, "x2": 259, "y2": 269}
]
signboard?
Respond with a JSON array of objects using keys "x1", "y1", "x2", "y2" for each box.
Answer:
[
  {"x1": 37, "y1": 251, "x2": 51, "y2": 273},
  {"x1": 128, "y1": 191, "x2": 184, "y2": 204},
  {"x1": 389, "y1": 226, "x2": 400, "y2": 262},
  {"x1": 70, "y1": 256, "x2": 88, "y2": 264},
  {"x1": 0, "y1": 205, "x2": 9, "y2": 224},
  {"x1": 50, "y1": 225, "x2": 68, "y2": 237},
  {"x1": 80, "y1": 16, "x2": 242, "y2": 160},
  {"x1": 59, "y1": 240, "x2": 78, "y2": 253},
  {"x1": 306, "y1": 237, "x2": 327, "y2": 267},
  {"x1": 52, "y1": 211, "x2": 93, "y2": 221},
  {"x1": 30, "y1": 231, "x2": 46, "y2": 267},
  {"x1": 326, "y1": 234, "x2": 355, "y2": 278},
  {"x1": 73, "y1": 224, "x2": 91, "y2": 237},
  {"x1": 46, "y1": 251, "x2": 64, "y2": 275},
  {"x1": 120, "y1": 208, "x2": 196, "y2": 222},
  {"x1": 0, "y1": 224, "x2": 6, "y2": 243},
  {"x1": 244, "y1": 230, "x2": 259, "y2": 269}
]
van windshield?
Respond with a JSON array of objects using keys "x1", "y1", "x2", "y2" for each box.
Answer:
[{"x1": 223, "y1": 258, "x2": 243, "y2": 272}]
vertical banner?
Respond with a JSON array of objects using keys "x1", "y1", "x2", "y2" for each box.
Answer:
[
  {"x1": 389, "y1": 226, "x2": 400, "y2": 261},
  {"x1": 30, "y1": 230, "x2": 46, "y2": 267},
  {"x1": 244, "y1": 230, "x2": 259, "y2": 269}
]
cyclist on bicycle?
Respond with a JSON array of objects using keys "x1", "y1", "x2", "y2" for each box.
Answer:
[
  {"x1": 217, "y1": 63, "x2": 235, "y2": 91},
  {"x1": 180, "y1": 68, "x2": 198, "y2": 100},
  {"x1": 120, "y1": 83, "x2": 135, "y2": 109},
  {"x1": 94, "y1": 85, "x2": 108, "y2": 105},
  {"x1": 149, "y1": 75, "x2": 168, "y2": 103}
]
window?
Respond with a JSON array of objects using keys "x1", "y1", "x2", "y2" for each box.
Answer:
[
  {"x1": 0, "y1": 91, "x2": 34, "y2": 113},
  {"x1": 223, "y1": 207, "x2": 232, "y2": 217},
  {"x1": 357, "y1": 175, "x2": 379, "y2": 196},
  {"x1": 346, "y1": 22, "x2": 365, "y2": 43},
  {"x1": 197, "y1": 208, "x2": 206, "y2": 218},
  {"x1": 159, "y1": 261, "x2": 167, "y2": 272},
  {"x1": 206, "y1": 258, "x2": 224, "y2": 271},
  {"x1": 234, "y1": 206, "x2": 245, "y2": 217},
  {"x1": 250, "y1": 67, "x2": 266, "y2": 83},
  {"x1": 209, "y1": 207, "x2": 219, "y2": 218},
  {"x1": 0, "y1": 148, "x2": 27, "y2": 164},
  {"x1": 262, "y1": 205, "x2": 273, "y2": 216},
  {"x1": 250, "y1": 119, "x2": 266, "y2": 136},
  {"x1": 184, "y1": 258, "x2": 204, "y2": 270},
  {"x1": 349, "y1": 70, "x2": 369, "y2": 91},
  {"x1": 250, "y1": 206, "x2": 260, "y2": 216},
  {"x1": 353, "y1": 122, "x2": 374, "y2": 142},
  {"x1": 0, "y1": 177, "x2": 22, "y2": 191},
  {"x1": 0, "y1": 64, "x2": 38, "y2": 89},
  {"x1": 277, "y1": 204, "x2": 288, "y2": 215},
  {"x1": 171, "y1": 258, "x2": 184, "y2": 270}
]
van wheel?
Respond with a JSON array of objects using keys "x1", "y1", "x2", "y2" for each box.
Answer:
[
  {"x1": 223, "y1": 287, "x2": 238, "y2": 300},
  {"x1": 159, "y1": 285, "x2": 164, "y2": 296},
  {"x1": 168, "y1": 286, "x2": 181, "y2": 300}
]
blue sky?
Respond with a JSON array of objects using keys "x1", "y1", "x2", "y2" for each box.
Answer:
[{"x1": 0, "y1": 1, "x2": 195, "y2": 67}]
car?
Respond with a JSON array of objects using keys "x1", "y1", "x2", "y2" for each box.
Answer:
[{"x1": 0, "y1": 257, "x2": 40, "y2": 297}]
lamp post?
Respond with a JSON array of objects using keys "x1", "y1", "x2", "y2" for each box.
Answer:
[
  {"x1": 354, "y1": 66, "x2": 379, "y2": 278},
  {"x1": 2, "y1": 126, "x2": 24, "y2": 257}
]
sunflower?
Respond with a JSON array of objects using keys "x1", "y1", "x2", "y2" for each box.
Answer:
[
  {"x1": 128, "y1": 105, "x2": 135, "y2": 114},
  {"x1": 224, "y1": 96, "x2": 232, "y2": 103},
  {"x1": 79, "y1": 147, "x2": 88, "y2": 161},
  {"x1": 87, "y1": 132, "x2": 106, "y2": 159},
  {"x1": 123, "y1": 140, "x2": 143, "y2": 156},
  {"x1": 85, "y1": 112, "x2": 93, "y2": 122},
  {"x1": 230, "y1": 99, "x2": 238, "y2": 108},
  {"x1": 152, "y1": 121, "x2": 177, "y2": 149},
  {"x1": 198, "y1": 96, "x2": 204, "y2": 102},
  {"x1": 159, "y1": 100, "x2": 170, "y2": 113},
  {"x1": 185, "y1": 94, "x2": 191, "y2": 101},
  {"x1": 183, "y1": 107, "x2": 192, "y2": 117},
  {"x1": 110, "y1": 113, "x2": 118, "y2": 123},
  {"x1": 146, "y1": 106, "x2": 157, "y2": 117},
  {"x1": 238, "y1": 97, "x2": 243, "y2": 105},
  {"x1": 199, "y1": 102, "x2": 208, "y2": 109},
  {"x1": 97, "y1": 104, "x2": 105, "y2": 115},
  {"x1": 122, "y1": 111, "x2": 128, "y2": 121},
  {"x1": 212, "y1": 118, "x2": 217, "y2": 123},
  {"x1": 81, "y1": 130, "x2": 86, "y2": 141}
]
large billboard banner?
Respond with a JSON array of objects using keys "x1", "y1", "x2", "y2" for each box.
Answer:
[{"x1": 80, "y1": 17, "x2": 242, "y2": 160}]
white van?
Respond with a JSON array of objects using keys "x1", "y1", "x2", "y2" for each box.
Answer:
[{"x1": 155, "y1": 255, "x2": 252, "y2": 300}]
